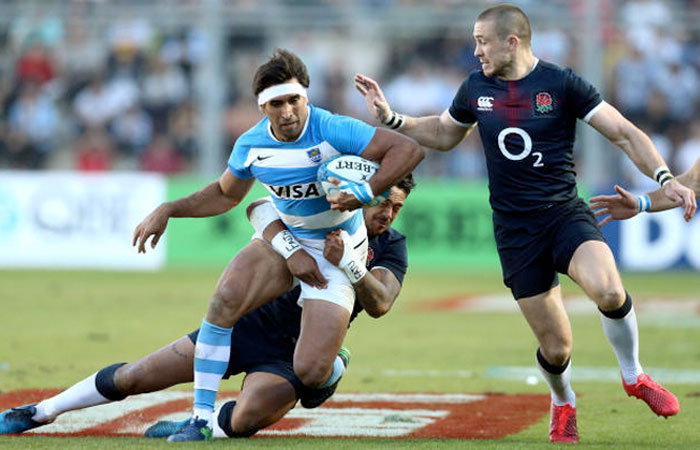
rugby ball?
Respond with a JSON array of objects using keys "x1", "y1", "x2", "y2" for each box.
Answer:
[{"x1": 317, "y1": 155, "x2": 389, "y2": 206}]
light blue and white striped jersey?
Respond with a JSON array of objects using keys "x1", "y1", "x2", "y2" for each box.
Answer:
[{"x1": 228, "y1": 104, "x2": 376, "y2": 240}]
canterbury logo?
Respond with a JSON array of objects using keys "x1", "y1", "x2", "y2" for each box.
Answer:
[
  {"x1": 265, "y1": 182, "x2": 323, "y2": 199},
  {"x1": 477, "y1": 96, "x2": 494, "y2": 111}
]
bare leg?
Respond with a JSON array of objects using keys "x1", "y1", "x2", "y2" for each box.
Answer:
[
  {"x1": 518, "y1": 285, "x2": 576, "y2": 407},
  {"x1": 115, "y1": 336, "x2": 195, "y2": 394},
  {"x1": 227, "y1": 372, "x2": 297, "y2": 436},
  {"x1": 293, "y1": 300, "x2": 350, "y2": 388},
  {"x1": 568, "y1": 240, "x2": 642, "y2": 382},
  {"x1": 32, "y1": 336, "x2": 195, "y2": 423},
  {"x1": 191, "y1": 240, "x2": 293, "y2": 429},
  {"x1": 206, "y1": 240, "x2": 292, "y2": 327}
]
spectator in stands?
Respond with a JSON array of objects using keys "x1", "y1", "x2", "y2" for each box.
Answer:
[
  {"x1": 111, "y1": 104, "x2": 153, "y2": 156},
  {"x1": 140, "y1": 55, "x2": 189, "y2": 132},
  {"x1": 75, "y1": 126, "x2": 113, "y2": 172},
  {"x1": 7, "y1": 81, "x2": 59, "y2": 169},
  {"x1": 140, "y1": 134, "x2": 184, "y2": 174},
  {"x1": 675, "y1": 119, "x2": 700, "y2": 174}
]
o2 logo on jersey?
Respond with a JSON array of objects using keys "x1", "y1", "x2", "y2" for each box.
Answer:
[{"x1": 497, "y1": 127, "x2": 543, "y2": 168}]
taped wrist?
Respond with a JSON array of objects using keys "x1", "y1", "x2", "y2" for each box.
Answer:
[
  {"x1": 248, "y1": 198, "x2": 278, "y2": 233},
  {"x1": 637, "y1": 194, "x2": 651, "y2": 213},
  {"x1": 270, "y1": 229, "x2": 302, "y2": 259},
  {"x1": 382, "y1": 110, "x2": 405, "y2": 130},
  {"x1": 654, "y1": 166, "x2": 675, "y2": 187},
  {"x1": 337, "y1": 230, "x2": 367, "y2": 283},
  {"x1": 340, "y1": 181, "x2": 375, "y2": 204}
]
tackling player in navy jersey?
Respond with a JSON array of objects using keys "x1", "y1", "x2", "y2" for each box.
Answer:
[
  {"x1": 0, "y1": 177, "x2": 414, "y2": 439},
  {"x1": 590, "y1": 157, "x2": 700, "y2": 224},
  {"x1": 131, "y1": 49, "x2": 422, "y2": 441},
  {"x1": 355, "y1": 4, "x2": 696, "y2": 444}
]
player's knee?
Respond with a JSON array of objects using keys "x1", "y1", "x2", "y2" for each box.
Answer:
[
  {"x1": 591, "y1": 286, "x2": 625, "y2": 311},
  {"x1": 229, "y1": 404, "x2": 261, "y2": 437},
  {"x1": 540, "y1": 340, "x2": 571, "y2": 367},
  {"x1": 209, "y1": 287, "x2": 246, "y2": 322},
  {"x1": 294, "y1": 359, "x2": 332, "y2": 388},
  {"x1": 112, "y1": 364, "x2": 140, "y2": 395}
]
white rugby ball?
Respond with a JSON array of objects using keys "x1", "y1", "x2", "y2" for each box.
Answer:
[{"x1": 317, "y1": 155, "x2": 389, "y2": 205}]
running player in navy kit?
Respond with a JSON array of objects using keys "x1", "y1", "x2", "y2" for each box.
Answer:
[
  {"x1": 355, "y1": 4, "x2": 696, "y2": 444},
  {"x1": 0, "y1": 176, "x2": 414, "y2": 439}
]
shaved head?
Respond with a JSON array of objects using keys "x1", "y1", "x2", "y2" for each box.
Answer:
[{"x1": 477, "y1": 4, "x2": 531, "y2": 47}]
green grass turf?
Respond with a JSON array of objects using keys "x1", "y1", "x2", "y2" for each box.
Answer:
[{"x1": 1, "y1": 269, "x2": 699, "y2": 448}]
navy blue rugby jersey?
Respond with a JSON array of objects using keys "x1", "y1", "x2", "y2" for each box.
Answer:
[
  {"x1": 448, "y1": 60, "x2": 602, "y2": 213},
  {"x1": 236, "y1": 227, "x2": 408, "y2": 341}
]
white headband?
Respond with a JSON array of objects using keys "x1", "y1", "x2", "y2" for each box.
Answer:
[{"x1": 257, "y1": 83, "x2": 308, "y2": 105}]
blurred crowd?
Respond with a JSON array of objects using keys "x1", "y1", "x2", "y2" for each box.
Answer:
[{"x1": 1, "y1": 0, "x2": 700, "y2": 189}]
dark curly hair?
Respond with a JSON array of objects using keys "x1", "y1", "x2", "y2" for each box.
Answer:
[{"x1": 252, "y1": 49, "x2": 310, "y2": 96}]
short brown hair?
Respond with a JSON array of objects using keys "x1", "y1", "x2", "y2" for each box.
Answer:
[
  {"x1": 477, "y1": 4, "x2": 531, "y2": 47},
  {"x1": 252, "y1": 49, "x2": 310, "y2": 96}
]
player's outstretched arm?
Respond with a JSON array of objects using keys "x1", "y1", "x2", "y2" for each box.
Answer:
[
  {"x1": 587, "y1": 102, "x2": 696, "y2": 221},
  {"x1": 590, "y1": 159, "x2": 700, "y2": 225},
  {"x1": 246, "y1": 199, "x2": 328, "y2": 289},
  {"x1": 354, "y1": 73, "x2": 473, "y2": 152},
  {"x1": 133, "y1": 171, "x2": 254, "y2": 253},
  {"x1": 324, "y1": 230, "x2": 400, "y2": 318}
]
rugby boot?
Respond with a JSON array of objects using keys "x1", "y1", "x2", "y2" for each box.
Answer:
[
  {"x1": 300, "y1": 346, "x2": 351, "y2": 409},
  {"x1": 144, "y1": 417, "x2": 190, "y2": 438},
  {"x1": 166, "y1": 417, "x2": 213, "y2": 442},
  {"x1": 0, "y1": 403, "x2": 49, "y2": 434},
  {"x1": 622, "y1": 373, "x2": 680, "y2": 417},
  {"x1": 548, "y1": 402, "x2": 578, "y2": 444}
]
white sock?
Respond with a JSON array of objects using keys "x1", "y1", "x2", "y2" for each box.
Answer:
[
  {"x1": 319, "y1": 355, "x2": 345, "y2": 388},
  {"x1": 32, "y1": 373, "x2": 110, "y2": 423},
  {"x1": 600, "y1": 306, "x2": 644, "y2": 384},
  {"x1": 537, "y1": 356, "x2": 576, "y2": 407},
  {"x1": 211, "y1": 404, "x2": 227, "y2": 439}
]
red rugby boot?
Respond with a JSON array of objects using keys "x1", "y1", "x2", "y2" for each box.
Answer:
[
  {"x1": 622, "y1": 373, "x2": 680, "y2": 417},
  {"x1": 549, "y1": 402, "x2": 578, "y2": 443}
]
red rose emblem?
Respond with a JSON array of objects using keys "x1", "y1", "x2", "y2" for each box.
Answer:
[{"x1": 536, "y1": 92, "x2": 552, "y2": 106}]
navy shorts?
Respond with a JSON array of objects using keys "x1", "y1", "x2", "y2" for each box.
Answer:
[
  {"x1": 187, "y1": 320, "x2": 297, "y2": 385},
  {"x1": 492, "y1": 197, "x2": 605, "y2": 300}
]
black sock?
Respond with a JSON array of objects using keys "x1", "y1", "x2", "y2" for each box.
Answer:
[
  {"x1": 95, "y1": 363, "x2": 128, "y2": 401},
  {"x1": 599, "y1": 292, "x2": 632, "y2": 319},
  {"x1": 217, "y1": 400, "x2": 256, "y2": 438},
  {"x1": 536, "y1": 348, "x2": 569, "y2": 375}
]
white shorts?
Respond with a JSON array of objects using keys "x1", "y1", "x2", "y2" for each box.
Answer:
[{"x1": 253, "y1": 226, "x2": 367, "y2": 314}]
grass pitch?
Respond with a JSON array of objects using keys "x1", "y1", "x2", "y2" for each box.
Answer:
[{"x1": 1, "y1": 269, "x2": 699, "y2": 448}]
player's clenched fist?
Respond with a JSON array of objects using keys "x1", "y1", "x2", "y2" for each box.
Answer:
[{"x1": 132, "y1": 205, "x2": 171, "y2": 253}]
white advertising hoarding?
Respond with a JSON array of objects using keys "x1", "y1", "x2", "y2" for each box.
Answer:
[{"x1": 0, "y1": 171, "x2": 166, "y2": 270}]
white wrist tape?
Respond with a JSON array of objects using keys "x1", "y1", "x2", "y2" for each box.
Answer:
[
  {"x1": 337, "y1": 230, "x2": 367, "y2": 284},
  {"x1": 653, "y1": 165, "x2": 675, "y2": 187},
  {"x1": 248, "y1": 199, "x2": 278, "y2": 234},
  {"x1": 270, "y1": 230, "x2": 302, "y2": 260},
  {"x1": 382, "y1": 110, "x2": 405, "y2": 130}
]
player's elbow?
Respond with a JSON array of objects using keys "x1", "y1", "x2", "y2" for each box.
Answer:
[{"x1": 364, "y1": 302, "x2": 390, "y2": 318}]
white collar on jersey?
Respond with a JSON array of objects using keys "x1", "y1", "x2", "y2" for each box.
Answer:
[{"x1": 267, "y1": 106, "x2": 311, "y2": 143}]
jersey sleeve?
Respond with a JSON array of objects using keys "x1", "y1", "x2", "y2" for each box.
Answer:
[
  {"x1": 448, "y1": 75, "x2": 477, "y2": 127},
  {"x1": 369, "y1": 232, "x2": 408, "y2": 285},
  {"x1": 320, "y1": 112, "x2": 377, "y2": 155},
  {"x1": 227, "y1": 139, "x2": 253, "y2": 179},
  {"x1": 563, "y1": 68, "x2": 602, "y2": 121}
]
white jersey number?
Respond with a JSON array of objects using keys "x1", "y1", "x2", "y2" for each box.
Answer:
[{"x1": 497, "y1": 127, "x2": 543, "y2": 167}]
